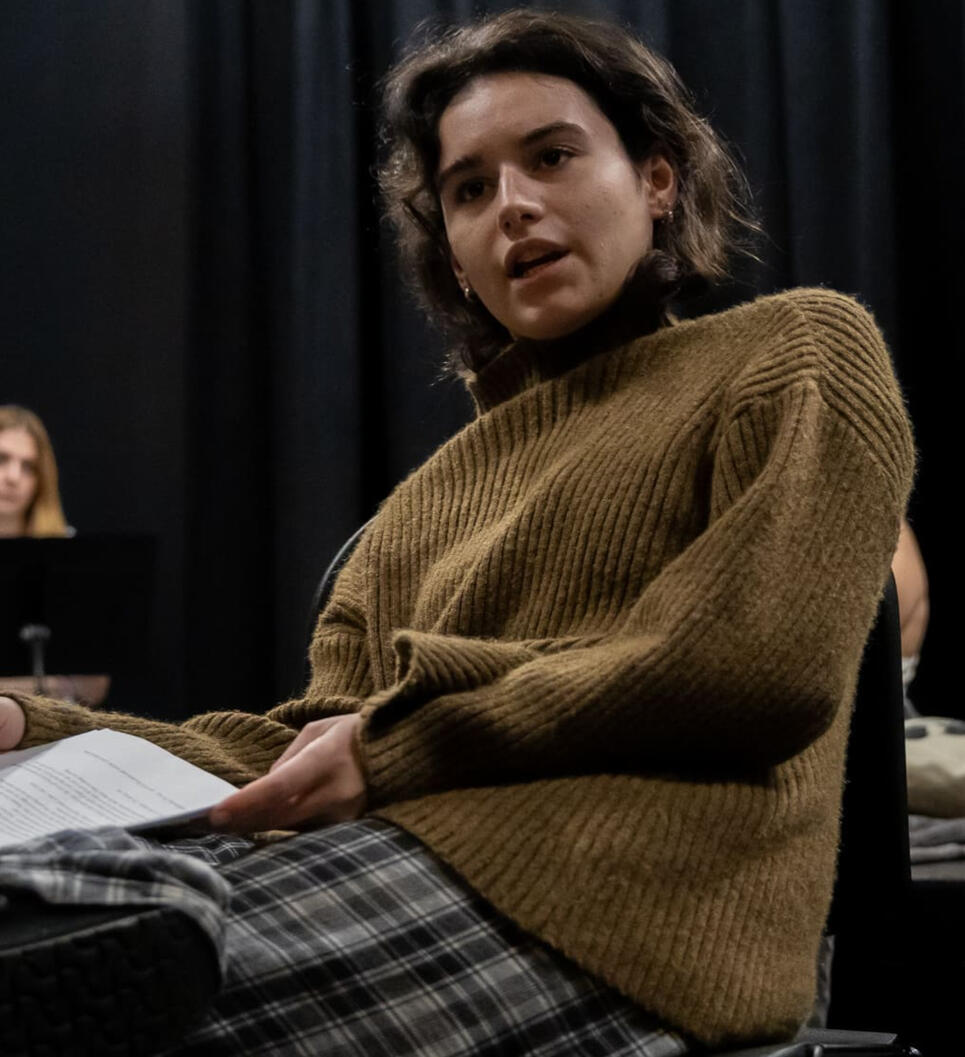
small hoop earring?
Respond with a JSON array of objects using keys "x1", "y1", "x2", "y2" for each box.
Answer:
[
  {"x1": 664, "y1": 207, "x2": 675, "y2": 223},
  {"x1": 462, "y1": 284, "x2": 476, "y2": 302}
]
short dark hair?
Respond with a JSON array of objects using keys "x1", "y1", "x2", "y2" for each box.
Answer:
[{"x1": 378, "y1": 8, "x2": 758, "y2": 372}]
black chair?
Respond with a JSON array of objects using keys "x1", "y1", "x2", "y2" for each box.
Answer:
[
  {"x1": 301, "y1": 519, "x2": 372, "y2": 691},
  {"x1": 827, "y1": 568, "x2": 965, "y2": 1056},
  {"x1": 824, "y1": 575, "x2": 912, "y2": 1027}
]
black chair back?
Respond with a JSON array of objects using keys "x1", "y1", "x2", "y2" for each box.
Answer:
[
  {"x1": 829, "y1": 574, "x2": 910, "y2": 936},
  {"x1": 301, "y1": 520, "x2": 372, "y2": 690}
]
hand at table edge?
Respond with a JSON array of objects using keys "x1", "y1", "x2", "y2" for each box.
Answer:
[{"x1": 0, "y1": 696, "x2": 26, "y2": 750}]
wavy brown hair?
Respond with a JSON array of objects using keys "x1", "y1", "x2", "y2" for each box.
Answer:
[
  {"x1": 379, "y1": 8, "x2": 759, "y2": 373},
  {"x1": 0, "y1": 405, "x2": 69, "y2": 537}
]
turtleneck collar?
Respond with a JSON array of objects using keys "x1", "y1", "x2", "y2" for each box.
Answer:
[{"x1": 467, "y1": 273, "x2": 665, "y2": 413}]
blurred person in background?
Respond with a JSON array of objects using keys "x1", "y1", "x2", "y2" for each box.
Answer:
[
  {"x1": 0, "y1": 404, "x2": 107, "y2": 704},
  {"x1": 893, "y1": 517, "x2": 929, "y2": 715},
  {"x1": 0, "y1": 404, "x2": 69, "y2": 538}
]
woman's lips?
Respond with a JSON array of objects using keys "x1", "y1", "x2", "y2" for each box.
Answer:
[{"x1": 510, "y1": 250, "x2": 569, "y2": 282}]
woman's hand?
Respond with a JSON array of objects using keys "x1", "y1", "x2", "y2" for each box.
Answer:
[
  {"x1": 209, "y1": 713, "x2": 366, "y2": 833},
  {"x1": 0, "y1": 696, "x2": 26, "y2": 750}
]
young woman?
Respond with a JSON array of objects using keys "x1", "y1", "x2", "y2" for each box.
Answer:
[
  {"x1": 0, "y1": 405, "x2": 69, "y2": 538},
  {"x1": 0, "y1": 405, "x2": 110, "y2": 705},
  {"x1": 0, "y1": 10, "x2": 913, "y2": 1054}
]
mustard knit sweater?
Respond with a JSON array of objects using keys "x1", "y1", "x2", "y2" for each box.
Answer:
[{"x1": 13, "y1": 288, "x2": 914, "y2": 1046}]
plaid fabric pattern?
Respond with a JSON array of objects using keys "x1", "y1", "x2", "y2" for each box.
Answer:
[
  {"x1": 0, "y1": 827, "x2": 232, "y2": 970},
  {"x1": 157, "y1": 819, "x2": 692, "y2": 1057}
]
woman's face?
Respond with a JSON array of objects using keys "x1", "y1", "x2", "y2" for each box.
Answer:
[
  {"x1": 0, "y1": 427, "x2": 40, "y2": 527},
  {"x1": 438, "y1": 71, "x2": 675, "y2": 342}
]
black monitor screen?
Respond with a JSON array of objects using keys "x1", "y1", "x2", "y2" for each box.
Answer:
[{"x1": 0, "y1": 536, "x2": 155, "y2": 677}]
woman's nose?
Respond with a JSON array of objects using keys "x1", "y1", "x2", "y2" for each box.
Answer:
[{"x1": 496, "y1": 168, "x2": 543, "y2": 235}]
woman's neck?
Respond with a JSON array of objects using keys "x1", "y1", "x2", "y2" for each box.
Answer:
[
  {"x1": 0, "y1": 513, "x2": 26, "y2": 537},
  {"x1": 469, "y1": 269, "x2": 665, "y2": 412}
]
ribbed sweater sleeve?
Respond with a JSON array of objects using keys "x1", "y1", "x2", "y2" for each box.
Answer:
[
  {"x1": 360, "y1": 290, "x2": 913, "y2": 806},
  {"x1": 8, "y1": 525, "x2": 375, "y2": 778},
  {"x1": 9, "y1": 692, "x2": 297, "y2": 787},
  {"x1": 8, "y1": 622, "x2": 371, "y2": 783},
  {"x1": 8, "y1": 596, "x2": 370, "y2": 781}
]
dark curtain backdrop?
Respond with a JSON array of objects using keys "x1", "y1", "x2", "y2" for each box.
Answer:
[{"x1": 2, "y1": 0, "x2": 961, "y2": 719}]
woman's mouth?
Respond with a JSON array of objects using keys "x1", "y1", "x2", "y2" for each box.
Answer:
[{"x1": 510, "y1": 250, "x2": 569, "y2": 280}]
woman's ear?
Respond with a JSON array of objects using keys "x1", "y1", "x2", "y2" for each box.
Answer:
[
  {"x1": 639, "y1": 154, "x2": 677, "y2": 215},
  {"x1": 450, "y1": 254, "x2": 471, "y2": 298}
]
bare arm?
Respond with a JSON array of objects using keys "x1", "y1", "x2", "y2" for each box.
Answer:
[{"x1": 892, "y1": 517, "x2": 930, "y2": 659}]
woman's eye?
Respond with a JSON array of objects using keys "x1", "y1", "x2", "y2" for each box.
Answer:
[
  {"x1": 539, "y1": 147, "x2": 571, "y2": 168},
  {"x1": 456, "y1": 178, "x2": 486, "y2": 203}
]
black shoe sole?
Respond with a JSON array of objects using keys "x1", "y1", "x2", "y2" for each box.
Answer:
[{"x1": 0, "y1": 893, "x2": 219, "y2": 1056}]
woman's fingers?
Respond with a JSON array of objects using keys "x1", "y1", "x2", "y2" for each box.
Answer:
[
  {"x1": 210, "y1": 760, "x2": 308, "y2": 833},
  {"x1": 269, "y1": 716, "x2": 342, "y2": 771},
  {"x1": 0, "y1": 696, "x2": 26, "y2": 750},
  {"x1": 211, "y1": 714, "x2": 365, "y2": 833},
  {"x1": 214, "y1": 747, "x2": 357, "y2": 831}
]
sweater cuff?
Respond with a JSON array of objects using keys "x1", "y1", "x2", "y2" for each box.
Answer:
[
  {"x1": 361, "y1": 704, "x2": 439, "y2": 808},
  {"x1": 10, "y1": 692, "x2": 99, "y2": 748},
  {"x1": 268, "y1": 693, "x2": 364, "y2": 729},
  {"x1": 184, "y1": 711, "x2": 298, "y2": 774},
  {"x1": 360, "y1": 631, "x2": 535, "y2": 807},
  {"x1": 364, "y1": 630, "x2": 537, "y2": 736}
]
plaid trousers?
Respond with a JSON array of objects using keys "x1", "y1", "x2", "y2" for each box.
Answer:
[
  {"x1": 2, "y1": 819, "x2": 692, "y2": 1056},
  {"x1": 163, "y1": 819, "x2": 690, "y2": 1056}
]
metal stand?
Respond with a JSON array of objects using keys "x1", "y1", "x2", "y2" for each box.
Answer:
[{"x1": 18, "y1": 623, "x2": 50, "y2": 695}]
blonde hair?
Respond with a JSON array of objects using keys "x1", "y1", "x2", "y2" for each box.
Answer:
[{"x1": 0, "y1": 405, "x2": 69, "y2": 537}]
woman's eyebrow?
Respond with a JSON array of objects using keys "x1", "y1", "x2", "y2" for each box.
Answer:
[
  {"x1": 519, "y1": 120, "x2": 585, "y2": 147},
  {"x1": 437, "y1": 153, "x2": 481, "y2": 195},
  {"x1": 437, "y1": 121, "x2": 587, "y2": 194}
]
